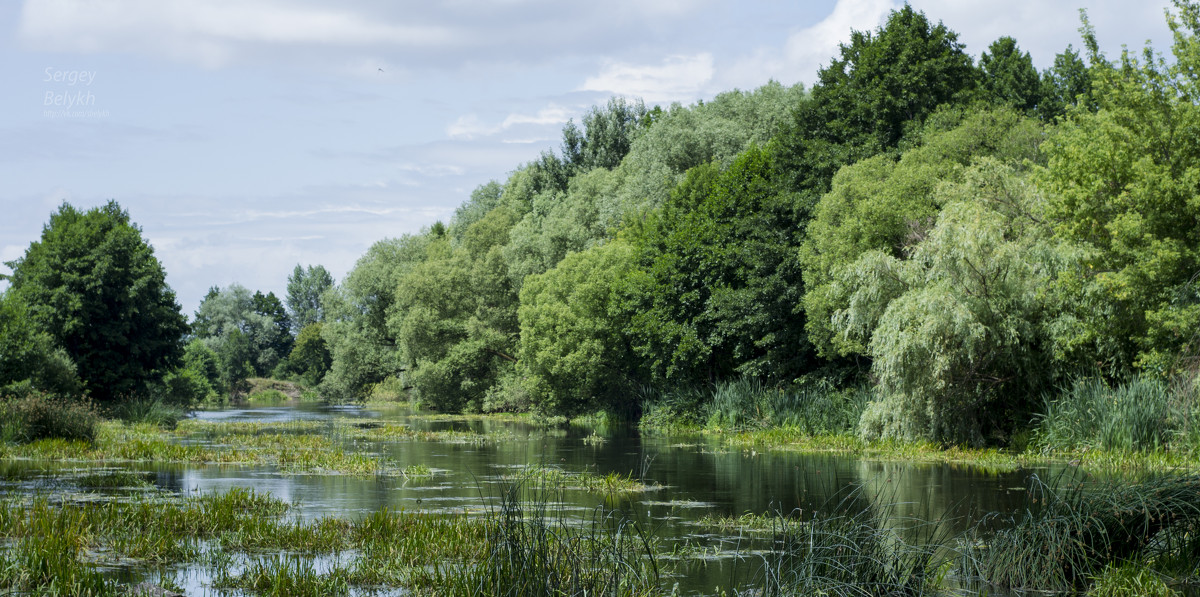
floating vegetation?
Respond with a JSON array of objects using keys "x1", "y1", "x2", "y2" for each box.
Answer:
[
  {"x1": 0, "y1": 488, "x2": 489, "y2": 596},
  {"x1": 501, "y1": 466, "x2": 661, "y2": 495},
  {"x1": 582, "y1": 432, "x2": 608, "y2": 446}
]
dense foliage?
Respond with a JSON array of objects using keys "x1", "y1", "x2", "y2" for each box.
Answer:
[
  {"x1": 5, "y1": 3, "x2": 1200, "y2": 449},
  {"x1": 3, "y1": 201, "x2": 187, "y2": 403},
  {"x1": 296, "y1": 1, "x2": 1200, "y2": 448}
]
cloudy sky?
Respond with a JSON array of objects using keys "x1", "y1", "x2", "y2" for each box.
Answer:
[{"x1": 0, "y1": 0, "x2": 1178, "y2": 317}]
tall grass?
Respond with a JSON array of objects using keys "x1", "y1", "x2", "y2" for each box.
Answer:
[
  {"x1": 425, "y1": 475, "x2": 661, "y2": 597},
  {"x1": 1035, "y1": 376, "x2": 1191, "y2": 453},
  {"x1": 0, "y1": 390, "x2": 98, "y2": 443},
  {"x1": 757, "y1": 486, "x2": 949, "y2": 597},
  {"x1": 640, "y1": 376, "x2": 869, "y2": 435},
  {"x1": 109, "y1": 396, "x2": 185, "y2": 429},
  {"x1": 960, "y1": 473, "x2": 1200, "y2": 593}
]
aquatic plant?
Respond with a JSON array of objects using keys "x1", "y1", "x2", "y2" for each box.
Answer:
[
  {"x1": 756, "y1": 487, "x2": 948, "y2": 597},
  {"x1": 1035, "y1": 376, "x2": 1182, "y2": 453},
  {"x1": 426, "y1": 475, "x2": 661, "y2": 597},
  {"x1": 960, "y1": 473, "x2": 1200, "y2": 593}
]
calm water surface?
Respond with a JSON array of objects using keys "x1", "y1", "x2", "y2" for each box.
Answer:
[{"x1": 2, "y1": 402, "x2": 1055, "y2": 595}]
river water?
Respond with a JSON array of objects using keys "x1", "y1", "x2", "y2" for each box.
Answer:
[{"x1": 2, "y1": 402, "x2": 1054, "y2": 595}]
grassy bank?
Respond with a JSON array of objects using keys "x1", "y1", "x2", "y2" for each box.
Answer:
[{"x1": 634, "y1": 374, "x2": 1200, "y2": 474}]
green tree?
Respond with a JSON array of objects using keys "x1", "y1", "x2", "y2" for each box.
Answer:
[
  {"x1": 289, "y1": 322, "x2": 332, "y2": 387},
  {"x1": 285, "y1": 264, "x2": 333, "y2": 333},
  {"x1": 392, "y1": 208, "x2": 521, "y2": 411},
  {"x1": 0, "y1": 291, "x2": 80, "y2": 395},
  {"x1": 1038, "y1": 44, "x2": 1094, "y2": 121},
  {"x1": 777, "y1": 5, "x2": 977, "y2": 201},
  {"x1": 800, "y1": 107, "x2": 1045, "y2": 358},
  {"x1": 321, "y1": 234, "x2": 430, "y2": 400},
  {"x1": 561, "y1": 97, "x2": 648, "y2": 171},
  {"x1": 624, "y1": 145, "x2": 809, "y2": 384},
  {"x1": 193, "y1": 284, "x2": 284, "y2": 381},
  {"x1": 980, "y1": 37, "x2": 1042, "y2": 112},
  {"x1": 4, "y1": 201, "x2": 187, "y2": 402},
  {"x1": 518, "y1": 241, "x2": 641, "y2": 416},
  {"x1": 849, "y1": 160, "x2": 1057, "y2": 445},
  {"x1": 1039, "y1": 2, "x2": 1200, "y2": 374},
  {"x1": 253, "y1": 290, "x2": 292, "y2": 357}
]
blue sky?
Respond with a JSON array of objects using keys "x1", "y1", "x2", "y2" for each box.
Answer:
[{"x1": 0, "y1": 0, "x2": 1177, "y2": 317}]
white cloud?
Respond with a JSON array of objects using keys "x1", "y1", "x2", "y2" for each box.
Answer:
[
  {"x1": 719, "y1": 0, "x2": 895, "y2": 89},
  {"x1": 447, "y1": 105, "x2": 572, "y2": 140},
  {"x1": 19, "y1": 0, "x2": 455, "y2": 68},
  {"x1": 579, "y1": 53, "x2": 714, "y2": 104}
]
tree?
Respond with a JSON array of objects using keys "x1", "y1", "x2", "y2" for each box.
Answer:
[
  {"x1": 285, "y1": 264, "x2": 333, "y2": 333},
  {"x1": 1038, "y1": 45, "x2": 1094, "y2": 121},
  {"x1": 1038, "y1": 1, "x2": 1200, "y2": 374},
  {"x1": 289, "y1": 323, "x2": 332, "y2": 387},
  {"x1": 320, "y1": 234, "x2": 431, "y2": 400},
  {"x1": 624, "y1": 145, "x2": 810, "y2": 384},
  {"x1": 518, "y1": 241, "x2": 641, "y2": 416},
  {"x1": 0, "y1": 291, "x2": 80, "y2": 395},
  {"x1": 800, "y1": 107, "x2": 1044, "y2": 358},
  {"x1": 192, "y1": 284, "x2": 284, "y2": 382},
  {"x1": 253, "y1": 290, "x2": 293, "y2": 358},
  {"x1": 392, "y1": 207, "x2": 521, "y2": 411},
  {"x1": 5, "y1": 201, "x2": 187, "y2": 402},
  {"x1": 980, "y1": 37, "x2": 1042, "y2": 112},
  {"x1": 848, "y1": 160, "x2": 1057, "y2": 445},
  {"x1": 777, "y1": 5, "x2": 977, "y2": 200}
]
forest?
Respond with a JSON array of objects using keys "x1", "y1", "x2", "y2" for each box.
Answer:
[{"x1": 4, "y1": 2, "x2": 1200, "y2": 453}]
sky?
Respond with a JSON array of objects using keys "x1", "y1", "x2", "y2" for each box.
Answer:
[{"x1": 0, "y1": 0, "x2": 1180, "y2": 317}]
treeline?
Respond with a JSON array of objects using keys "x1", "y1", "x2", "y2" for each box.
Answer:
[
  {"x1": 0, "y1": 195, "x2": 335, "y2": 430},
  {"x1": 4, "y1": 3, "x2": 1199, "y2": 449},
  {"x1": 312, "y1": 3, "x2": 1200, "y2": 445}
]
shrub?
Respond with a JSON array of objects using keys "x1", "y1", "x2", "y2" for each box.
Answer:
[
  {"x1": 0, "y1": 388, "x2": 98, "y2": 443},
  {"x1": 110, "y1": 396, "x2": 185, "y2": 429}
]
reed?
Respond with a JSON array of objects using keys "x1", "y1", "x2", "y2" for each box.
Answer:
[
  {"x1": 422, "y1": 474, "x2": 662, "y2": 597},
  {"x1": 960, "y1": 473, "x2": 1200, "y2": 593},
  {"x1": 756, "y1": 486, "x2": 948, "y2": 597},
  {"x1": 1035, "y1": 375, "x2": 1182, "y2": 453}
]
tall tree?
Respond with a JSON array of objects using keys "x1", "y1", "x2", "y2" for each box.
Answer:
[
  {"x1": 777, "y1": 5, "x2": 977, "y2": 200},
  {"x1": 285, "y1": 264, "x2": 333, "y2": 333},
  {"x1": 980, "y1": 37, "x2": 1042, "y2": 111},
  {"x1": 193, "y1": 284, "x2": 284, "y2": 381},
  {"x1": 4, "y1": 201, "x2": 187, "y2": 402}
]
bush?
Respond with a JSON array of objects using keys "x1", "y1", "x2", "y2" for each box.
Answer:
[
  {"x1": 0, "y1": 387, "x2": 98, "y2": 443},
  {"x1": 110, "y1": 396, "x2": 185, "y2": 428},
  {"x1": 246, "y1": 389, "x2": 289, "y2": 404}
]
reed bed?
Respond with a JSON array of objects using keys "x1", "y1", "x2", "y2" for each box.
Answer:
[
  {"x1": 420, "y1": 475, "x2": 662, "y2": 597},
  {"x1": 756, "y1": 487, "x2": 950, "y2": 597},
  {"x1": 960, "y1": 473, "x2": 1200, "y2": 593}
]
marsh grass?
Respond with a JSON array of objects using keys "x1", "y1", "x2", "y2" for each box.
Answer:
[
  {"x1": 508, "y1": 465, "x2": 660, "y2": 494},
  {"x1": 0, "y1": 390, "x2": 99, "y2": 443},
  {"x1": 0, "y1": 487, "x2": 493, "y2": 595},
  {"x1": 960, "y1": 473, "x2": 1200, "y2": 593},
  {"x1": 640, "y1": 378, "x2": 869, "y2": 438},
  {"x1": 423, "y1": 475, "x2": 662, "y2": 597},
  {"x1": 755, "y1": 486, "x2": 951, "y2": 597},
  {"x1": 109, "y1": 397, "x2": 185, "y2": 429},
  {"x1": 1035, "y1": 376, "x2": 1185, "y2": 453}
]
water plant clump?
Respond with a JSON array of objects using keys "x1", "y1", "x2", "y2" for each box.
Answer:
[
  {"x1": 756, "y1": 487, "x2": 950, "y2": 597},
  {"x1": 960, "y1": 473, "x2": 1200, "y2": 594},
  {"x1": 423, "y1": 477, "x2": 663, "y2": 597}
]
